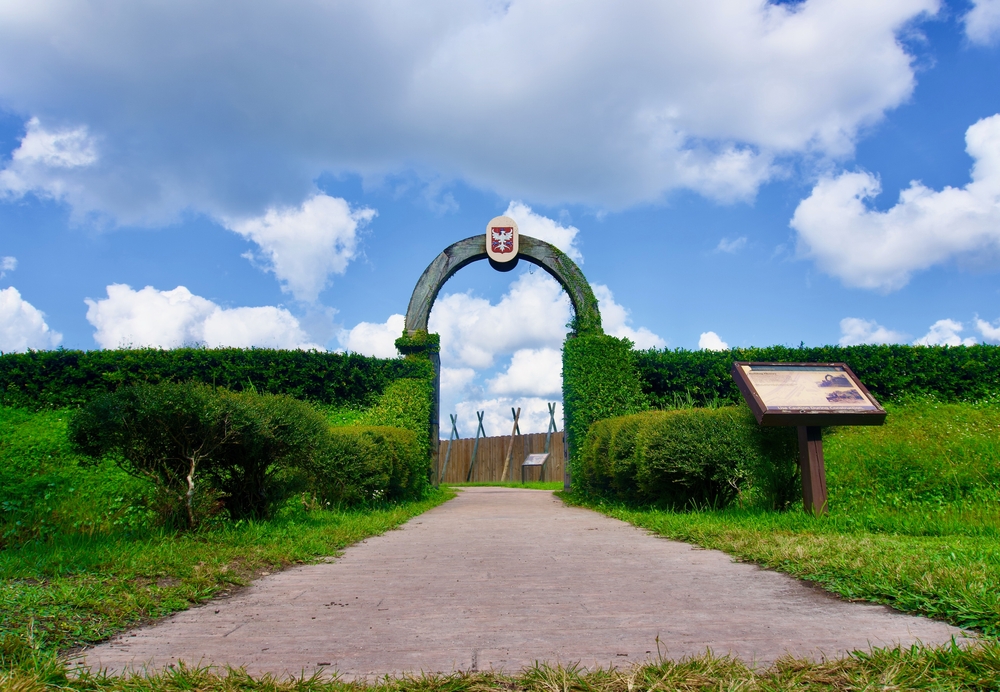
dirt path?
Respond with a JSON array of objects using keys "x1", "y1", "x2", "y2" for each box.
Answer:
[{"x1": 77, "y1": 487, "x2": 968, "y2": 679}]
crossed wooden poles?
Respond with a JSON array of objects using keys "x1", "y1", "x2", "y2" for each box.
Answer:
[{"x1": 438, "y1": 404, "x2": 558, "y2": 483}]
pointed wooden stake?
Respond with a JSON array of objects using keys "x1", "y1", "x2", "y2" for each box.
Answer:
[
  {"x1": 439, "y1": 414, "x2": 459, "y2": 484},
  {"x1": 501, "y1": 407, "x2": 521, "y2": 482},
  {"x1": 466, "y1": 411, "x2": 485, "y2": 482}
]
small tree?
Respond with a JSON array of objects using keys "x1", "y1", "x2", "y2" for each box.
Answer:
[
  {"x1": 69, "y1": 382, "x2": 235, "y2": 528},
  {"x1": 70, "y1": 382, "x2": 333, "y2": 525}
]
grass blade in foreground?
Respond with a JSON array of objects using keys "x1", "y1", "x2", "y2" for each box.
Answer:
[{"x1": 4, "y1": 642, "x2": 1000, "y2": 691}]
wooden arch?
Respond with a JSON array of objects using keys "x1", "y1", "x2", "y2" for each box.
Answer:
[
  {"x1": 404, "y1": 234, "x2": 602, "y2": 335},
  {"x1": 403, "y1": 234, "x2": 602, "y2": 480}
]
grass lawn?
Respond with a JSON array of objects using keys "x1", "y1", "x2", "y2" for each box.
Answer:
[{"x1": 4, "y1": 399, "x2": 1000, "y2": 689}]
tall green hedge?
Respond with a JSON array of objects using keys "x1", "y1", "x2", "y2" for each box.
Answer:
[
  {"x1": 562, "y1": 335, "x2": 648, "y2": 464},
  {"x1": 0, "y1": 348, "x2": 432, "y2": 410},
  {"x1": 635, "y1": 344, "x2": 1000, "y2": 408}
]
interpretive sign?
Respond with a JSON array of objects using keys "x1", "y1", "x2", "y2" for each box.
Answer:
[
  {"x1": 731, "y1": 362, "x2": 886, "y2": 516},
  {"x1": 731, "y1": 362, "x2": 886, "y2": 427},
  {"x1": 521, "y1": 453, "x2": 549, "y2": 484},
  {"x1": 486, "y1": 215, "x2": 519, "y2": 267}
]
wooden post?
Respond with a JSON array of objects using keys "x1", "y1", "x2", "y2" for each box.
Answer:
[
  {"x1": 440, "y1": 414, "x2": 458, "y2": 484},
  {"x1": 542, "y1": 402, "x2": 557, "y2": 482},
  {"x1": 466, "y1": 411, "x2": 485, "y2": 482},
  {"x1": 797, "y1": 426, "x2": 828, "y2": 515},
  {"x1": 501, "y1": 407, "x2": 521, "y2": 482}
]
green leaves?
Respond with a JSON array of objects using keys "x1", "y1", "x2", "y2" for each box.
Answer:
[
  {"x1": 575, "y1": 406, "x2": 798, "y2": 510},
  {"x1": 562, "y1": 334, "x2": 649, "y2": 462},
  {"x1": 316, "y1": 426, "x2": 426, "y2": 506},
  {"x1": 635, "y1": 343, "x2": 1000, "y2": 408},
  {"x1": 68, "y1": 383, "x2": 334, "y2": 526},
  {"x1": 0, "y1": 347, "x2": 429, "y2": 411}
]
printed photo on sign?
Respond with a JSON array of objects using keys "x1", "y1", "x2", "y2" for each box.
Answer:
[{"x1": 740, "y1": 365, "x2": 879, "y2": 410}]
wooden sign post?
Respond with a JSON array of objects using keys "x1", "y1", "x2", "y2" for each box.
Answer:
[{"x1": 731, "y1": 362, "x2": 886, "y2": 515}]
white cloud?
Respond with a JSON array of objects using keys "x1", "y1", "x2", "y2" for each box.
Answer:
[
  {"x1": 0, "y1": 117, "x2": 98, "y2": 209},
  {"x1": 0, "y1": 1, "x2": 936, "y2": 220},
  {"x1": 430, "y1": 271, "x2": 572, "y2": 369},
  {"x1": 427, "y1": 270, "x2": 659, "y2": 433},
  {"x1": 838, "y1": 317, "x2": 906, "y2": 346},
  {"x1": 456, "y1": 397, "x2": 560, "y2": 438},
  {"x1": 592, "y1": 284, "x2": 666, "y2": 349},
  {"x1": 791, "y1": 113, "x2": 1000, "y2": 291},
  {"x1": 225, "y1": 194, "x2": 375, "y2": 303},
  {"x1": 487, "y1": 348, "x2": 563, "y2": 397},
  {"x1": 0, "y1": 286, "x2": 62, "y2": 352},
  {"x1": 698, "y1": 331, "x2": 729, "y2": 351},
  {"x1": 503, "y1": 201, "x2": 583, "y2": 262},
  {"x1": 965, "y1": 0, "x2": 1000, "y2": 45},
  {"x1": 85, "y1": 284, "x2": 321, "y2": 349},
  {"x1": 913, "y1": 319, "x2": 976, "y2": 347},
  {"x1": 976, "y1": 317, "x2": 1000, "y2": 341},
  {"x1": 716, "y1": 236, "x2": 748, "y2": 254},
  {"x1": 338, "y1": 313, "x2": 405, "y2": 359},
  {"x1": 0, "y1": 256, "x2": 16, "y2": 278},
  {"x1": 441, "y1": 366, "x2": 476, "y2": 394}
]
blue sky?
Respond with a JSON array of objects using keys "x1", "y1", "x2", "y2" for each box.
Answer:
[{"x1": 1, "y1": 0, "x2": 999, "y2": 435}]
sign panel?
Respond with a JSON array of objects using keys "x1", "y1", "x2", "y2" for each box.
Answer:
[
  {"x1": 486, "y1": 215, "x2": 519, "y2": 263},
  {"x1": 522, "y1": 453, "x2": 549, "y2": 467},
  {"x1": 731, "y1": 362, "x2": 886, "y2": 427}
]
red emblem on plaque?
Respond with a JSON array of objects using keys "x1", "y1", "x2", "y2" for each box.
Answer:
[
  {"x1": 491, "y1": 227, "x2": 515, "y2": 254},
  {"x1": 486, "y1": 215, "x2": 519, "y2": 265}
]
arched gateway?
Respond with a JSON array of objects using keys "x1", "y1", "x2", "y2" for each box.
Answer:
[{"x1": 403, "y1": 216, "x2": 603, "y2": 474}]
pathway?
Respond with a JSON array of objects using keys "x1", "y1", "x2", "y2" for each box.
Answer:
[{"x1": 77, "y1": 487, "x2": 968, "y2": 679}]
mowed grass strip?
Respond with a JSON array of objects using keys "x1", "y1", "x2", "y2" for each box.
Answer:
[
  {"x1": 4, "y1": 642, "x2": 1000, "y2": 691},
  {"x1": 566, "y1": 398, "x2": 1000, "y2": 636},
  {"x1": 1, "y1": 492, "x2": 454, "y2": 656},
  {"x1": 444, "y1": 481, "x2": 564, "y2": 490}
]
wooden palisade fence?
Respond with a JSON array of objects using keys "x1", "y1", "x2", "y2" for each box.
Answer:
[{"x1": 437, "y1": 431, "x2": 565, "y2": 483}]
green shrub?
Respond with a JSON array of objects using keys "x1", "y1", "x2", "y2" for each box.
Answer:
[
  {"x1": 0, "y1": 347, "x2": 431, "y2": 410},
  {"x1": 635, "y1": 344, "x2": 1000, "y2": 407},
  {"x1": 577, "y1": 405, "x2": 798, "y2": 509},
  {"x1": 68, "y1": 382, "x2": 230, "y2": 528},
  {"x1": 68, "y1": 382, "x2": 330, "y2": 526},
  {"x1": 312, "y1": 425, "x2": 426, "y2": 506},
  {"x1": 562, "y1": 334, "x2": 648, "y2": 464},
  {"x1": 208, "y1": 389, "x2": 330, "y2": 521},
  {"x1": 360, "y1": 377, "x2": 433, "y2": 458}
]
